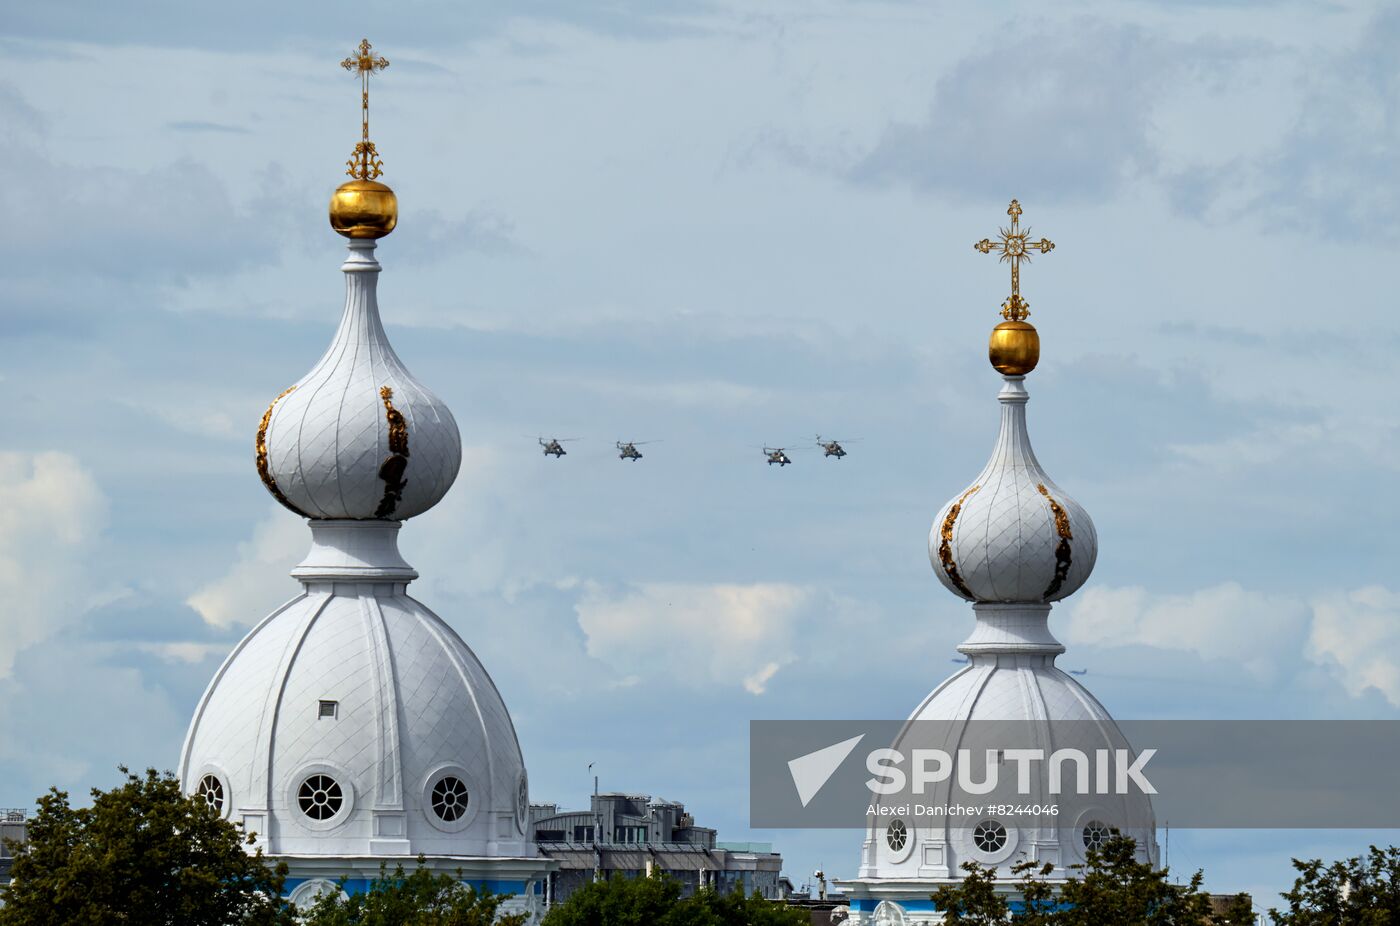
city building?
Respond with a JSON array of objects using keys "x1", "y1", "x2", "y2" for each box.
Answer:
[
  {"x1": 529, "y1": 793, "x2": 784, "y2": 904},
  {"x1": 0, "y1": 810, "x2": 26, "y2": 884}
]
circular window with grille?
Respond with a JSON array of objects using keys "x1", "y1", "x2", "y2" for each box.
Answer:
[
  {"x1": 297, "y1": 774, "x2": 344, "y2": 821},
  {"x1": 886, "y1": 818, "x2": 908, "y2": 852},
  {"x1": 972, "y1": 820, "x2": 1008, "y2": 854},
  {"x1": 430, "y1": 775, "x2": 470, "y2": 822},
  {"x1": 516, "y1": 773, "x2": 529, "y2": 832},
  {"x1": 1082, "y1": 820, "x2": 1112, "y2": 852},
  {"x1": 196, "y1": 774, "x2": 225, "y2": 815}
]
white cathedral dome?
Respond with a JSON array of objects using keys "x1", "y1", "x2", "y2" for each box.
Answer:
[
  {"x1": 846, "y1": 203, "x2": 1155, "y2": 922},
  {"x1": 858, "y1": 611, "x2": 1157, "y2": 884},
  {"x1": 256, "y1": 240, "x2": 461, "y2": 521},
  {"x1": 180, "y1": 521, "x2": 531, "y2": 859},
  {"x1": 182, "y1": 229, "x2": 532, "y2": 863}
]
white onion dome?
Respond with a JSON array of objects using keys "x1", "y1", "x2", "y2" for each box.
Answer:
[
  {"x1": 179, "y1": 521, "x2": 534, "y2": 859},
  {"x1": 929, "y1": 376, "x2": 1097, "y2": 604},
  {"x1": 255, "y1": 240, "x2": 461, "y2": 520}
]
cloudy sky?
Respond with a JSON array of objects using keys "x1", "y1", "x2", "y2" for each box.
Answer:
[{"x1": 4, "y1": 0, "x2": 1400, "y2": 908}]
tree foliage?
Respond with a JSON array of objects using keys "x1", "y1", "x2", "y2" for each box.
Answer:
[
  {"x1": 540, "y1": 873, "x2": 808, "y2": 926},
  {"x1": 930, "y1": 861, "x2": 1011, "y2": 925},
  {"x1": 1054, "y1": 832, "x2": 1216, "y2": 925},
  {"x1": 927, "y1": 833, "x2": 1255, "y2": 926},
  {"x1": 1270, "y1": 845, "x2": 1400, "y2": 925},
  {"x1": 0, "y1": 767, "x2": 293, "y2": 926},
  {"x1": 298, "y1": 860, "x2": 527, "y2": 926}
]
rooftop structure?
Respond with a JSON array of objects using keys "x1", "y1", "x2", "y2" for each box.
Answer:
[{"x1": 530, "y1": 793, "x2": 784, "y2": 906}]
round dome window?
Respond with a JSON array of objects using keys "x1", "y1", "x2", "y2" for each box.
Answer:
[
  {"x1": 886, "y1": 819, "x2": 908, "y2": 852},
  {"x1": 972, "y1": 819, "x2": 1008, "y2": 854},
  {"x1": 196, "y1": 774, "x2": 225, "y2": 816},
  {"x1": 297, "y1": 774, "x2": 344, "y2": 821},
  {"x1": 430, "y1": 775, "x2": 470, "y2": 822},
  {"x1": 516, "y1": 773, "x2": 529, "y2": 833},
  {"x1": 884, "y1": 817, "x2": 915, "y2": 862},
  {"x1": 421, "y1": 766, "x2": 479, "y2": 832},
  {"x1": 1082, "y1": 819, "x2": 1112, "y2": 852}
]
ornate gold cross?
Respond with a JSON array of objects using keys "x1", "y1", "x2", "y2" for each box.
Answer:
[
  {"x1": 341, "y1": 39, "x2": 390, "y2": 180},
  {"x1": 974, "y1": 199, "x2": 1055, "y2": 322}
]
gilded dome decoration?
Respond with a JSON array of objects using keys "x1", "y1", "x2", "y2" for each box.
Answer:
[
  {"x1": 258, "y1": 39, "x2": 460, "y2": 520},
  {"x1": 933, "y1": 199, "x2": 1094, "y2": 603},
  {"x1": 330, "y1": 179, "x2": 398, "y2": 239},
  {"x1": 974, "y1": 199, "x2": 1055, "y2": 375},
  {"x1": 330, "y1": 39, "x2": 397, "y2": 239}
]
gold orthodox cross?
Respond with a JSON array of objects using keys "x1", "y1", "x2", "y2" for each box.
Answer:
[
  {"x1": 341, "y1": 39, "x2": 390, "y2": 180},
  {"x1": 974, "y1": 199, "x2": 1054, "y2": 321}
]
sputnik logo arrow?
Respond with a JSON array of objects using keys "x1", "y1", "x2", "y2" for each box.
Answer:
[{"x1": 788, "y1": 734, "x2": 865, "y2": 807}]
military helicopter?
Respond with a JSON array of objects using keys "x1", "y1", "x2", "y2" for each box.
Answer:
[
  {"x1": 616, "y1": 440, "x2": 660, "y2": 461},
  {"x1": 815, "y1": 435, "x2": 858, "y2": 459},
  {"x1": 536, "y1": 437, "x2": 578, "y2": 458},
  {"x1": 763, "y1": 446, "x2": 793, "y2": 466}
]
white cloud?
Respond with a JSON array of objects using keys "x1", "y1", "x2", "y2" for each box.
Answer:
[
  {"x1": 1064, "y1": 582, "x2": 1312, "y2": 683},
  {"x1": 1307, "y1": 586, "x2": 1400, "y2": 708},
  {"x1": 0, "y1": 638, "x2": 188, "y2": 799},
  {"x1": 0, "y1": 452, "x2": 107, "y2": 677},
  {"x1": 743, "y1": 661, "x2": 782, "y2": 695},
  {"x1": 185, "y1": 507, "x2": 306, "y2": 629},
  {"x1": 574, "y1": 581, "x2": 814, "y2": 694},
  {"x1": 1067, "y1": 581, "x2": 1400, "y2": 707},
  {"x1": 1177, "y1": 8, "x2": 1400, "y2": 242},
  {"x1": 849, "y1": 23, "x2": 1180, "y2": 202}
]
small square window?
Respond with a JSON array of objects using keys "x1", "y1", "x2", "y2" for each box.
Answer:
[{"x1": 318, "y1": 700, "x2": 338, "y2": 719}]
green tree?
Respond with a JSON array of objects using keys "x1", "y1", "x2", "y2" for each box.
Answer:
[
  {"x1": 298, "y1": 860, "x2": 527, "y2": 926},
  {"x1": 1013, "y1": 861, "x2": 1061, "y2": 926},
  {"x1": 541, "y1": 873, "x2": 807, "y2": 926},
  {"x1": 1055, "y1": 832, "x2": 1214, "y2": 926},
  {"x1": 926, "y1": 836, "x2": 1250, "y2": 926},
  {"x1": 541, "y1": 874, "x2": 691, "y2": 926},
  {"x1": 930, "y1": 861, "x2": 1012, "y2": 924},
  {"x1": 1270, "y1": 845, "x2": 1400, "y2": 924},
  {"x1": 689, "y1": 885, "x2": 811, "y2": 925},
  {"x1": 0, "y1": 767, "x2": 293, "y2": 926}
]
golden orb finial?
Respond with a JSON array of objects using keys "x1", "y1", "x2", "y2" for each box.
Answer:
[
  {"x1": 974, "y1": 199, "x2": 1055, "y2": 375},
  {"x1": 329, "y1": 39, "x2": 397, "y2": 239}
]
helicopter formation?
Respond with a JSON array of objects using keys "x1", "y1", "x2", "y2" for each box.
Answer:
[{"x1": 534, "y1": 435, "x2": 856, "y2": 465}]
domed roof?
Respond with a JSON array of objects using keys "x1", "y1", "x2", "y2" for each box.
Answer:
[
  {"x1": 929, "y1": 376, "x2": 1097, "y2": 604},
  {"x1": 858, "y1": 647, "x2": 1157, "y2": 883},
  {"x1": 256, "y1": 240, "x2": 461, "y2": 521},
  {"x1": 179, "y1": 521, "x2": 533, "y2": 859}
]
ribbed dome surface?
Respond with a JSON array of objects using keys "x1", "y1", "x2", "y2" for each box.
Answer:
[
  {"x1": 930, "y1": 376, "x2": 1097, "y2": 604},
  {"x1": 857, "y1": 645, "x2": 1157, "y2": 884},
  {"x1": 179, "y1": 522, "x2": 532, "y2": 859},
  {"x1": 257, "y1": 240, "x2": 461, "y2": 521}
]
